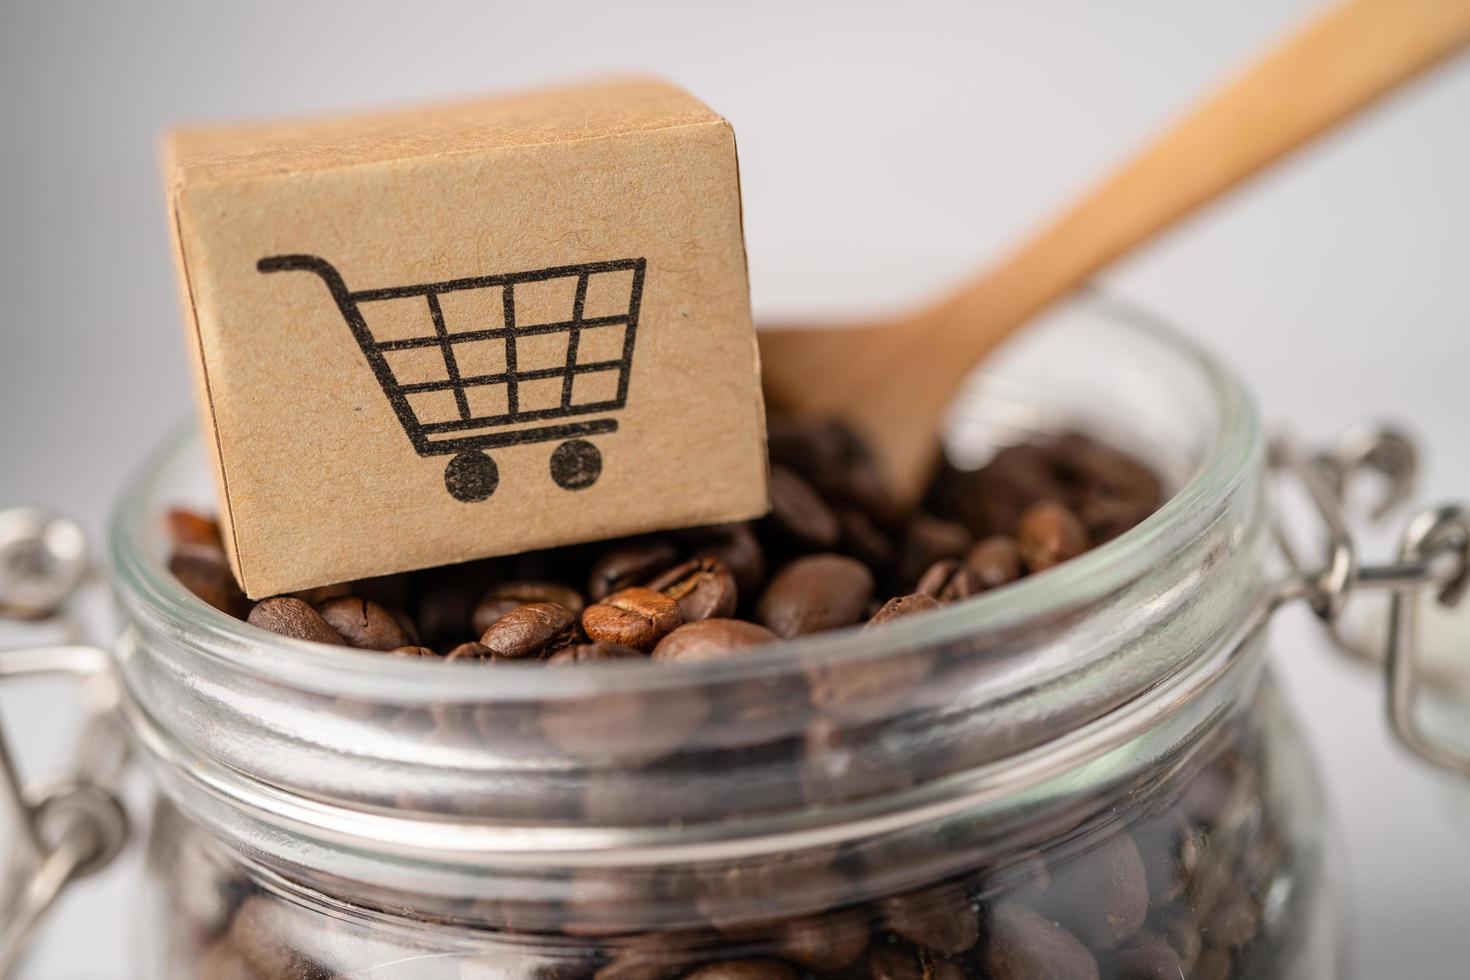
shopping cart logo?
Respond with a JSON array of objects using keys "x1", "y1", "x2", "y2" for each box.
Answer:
[{"x1": 258, "y1": 254, "x2": 645, "y2": 502}]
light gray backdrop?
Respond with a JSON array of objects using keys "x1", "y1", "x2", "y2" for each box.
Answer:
[{"x1": 2, "y1": 1, "x2": 1468, "y2": 977}]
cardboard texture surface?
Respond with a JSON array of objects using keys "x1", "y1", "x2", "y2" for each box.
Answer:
[{"x1": 165, "y1": 77, "x2": 768, "y2": 598}]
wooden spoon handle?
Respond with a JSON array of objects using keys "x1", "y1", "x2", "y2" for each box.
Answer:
[{"x1": 921, "y1": 0, "x2": 1470, "y2": 341}]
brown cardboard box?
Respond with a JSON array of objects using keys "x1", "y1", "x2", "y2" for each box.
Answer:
[{"x1": 164, "y1": 77, "x2": 767, "y2": 598}]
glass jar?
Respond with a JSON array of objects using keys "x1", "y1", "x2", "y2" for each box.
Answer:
[{"x1": 101, "y1": 295, "x2": 1331, "y2": 980}]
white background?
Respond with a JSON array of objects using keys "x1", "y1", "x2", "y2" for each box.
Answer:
[{"x1": 2, "y1": 1, "x2": 1468, "y2": 977}]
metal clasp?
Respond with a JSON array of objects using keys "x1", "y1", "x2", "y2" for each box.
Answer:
[
  {"x1": 1270, "y1": 426, "x2": 1470, "y2": 777},
  {"x1": 0, "y1": 508, "x2": 129, "y2": 976}
]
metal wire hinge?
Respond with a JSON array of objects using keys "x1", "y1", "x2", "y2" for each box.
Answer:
[
  {"x1": 1269, "y1": 426, "x2": 1470, "y2": 777},
  {"x1": 0, "y1": 508, "x2": 129, "y2": 976}
]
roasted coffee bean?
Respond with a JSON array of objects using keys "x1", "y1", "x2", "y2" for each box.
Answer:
[
  {"x1": 390, "y1": 645, "x2": 437, "y2": 658},
  {"x1": 445, "y1": 641, "x2": 494, "y2": 662},
  {"x1": 692, "y1": 853, "x2": 850, "y2": 934},
  {"x1": 766, "y1": 414, "x2": 854, "y2": 485},
  {"x1": 1106, "y1": 931, "x2": 1184, "y2": 980},
  {"x1": 896, "y1": 513, "x2": 972, "y2": 585},
  {"x1": 583, "y1": 587, "x2": 684, "y2": 652},
  {"x1": 166, "y1": 507, "x2": 227, "y2": 557},
  {"x1": 864, "y1": 593, "x2": 940, "y2": 627},
  {"x1": 479, "y1": 602, "x2": 576, "y2": 659},
  {"x1": 836, "y1": 507, "x2": 897, "y2": 571},
  {"x1": 473, "y1": 580, "x2": 586, "y2": 635},
  {"x1": 806, "y1": 646, "x2": 931, "y2": 723},
  {"x1": 682, "y1": 960, "x2": 796, "y2": 980},
  {"x1": 1016, "y1": 500, "x2": 1089, "y2": 573},
  {"x1": 594, "y1": 936, "x2": 703, "y2": 980},
  {"x1": 651, "y1": 619, "x2": 777, "y2": 663},
  {"x1": 983, "y1": 902, "x2": 1099, "y2": 980},
  {"x1": 1191, "y1": 946, "x2": 1233, "y2": 980},
  {"x1": 689, "y1": 524, "x2": 767, "y2": 602},
  {"x1": 1157, "y1": 914, "x2": 1202, "y2": 973},
  {"x1": 588, "y1": 539, "x2": 680, "y2": 600},
  {"x1": 866, "y1": 943, "x2": 964, "y2": 980},
  {"x1": 964, "y1": 535, "x2": 1022, "y2": 590},
  {"x1": 1208, "y1": 882, "x2": 1262, "y2": 947},
  {"x1": 776, "y1": 910, "x2": 869, "y2": 970},
  {"x1": 170, "y1": 552, "x2": 249, "y2": 618},
  {"x1": 913, "y1": 559, "x2": 982, "y2": 603},
  {"x1": 766, "y1": 465, "x2": 840, "y2": 548},
  {"x1": 878, "y1": 881, "x2": 980, "y2": 953},
  {"x1": 317, "y1": 596, "x2": 411, "y2": 651},
  {"x1": 1133, "y1": 808, "x2": 1203, "y2": 905},
  {"x1": 927, "y1": 444, "x2": 1066, "y2": 538},
  {"x1": 540, "y1": 686, "x2": 709, "y2": 763},
  {"x1": 1043, "y1": 832, "x2": 1149, "y2": 950},
  {"x1": 548, "y1": 642, "x2": 646, "y2": 665},
  {"x1": 246, "y1": 597, "x2": 347, "y2": 645},
  {"x1": 646, "y1": 558, "x2": 738, "y2": 622},
  {"x1": 756, "y1": 555, "x2": 873, "y2": 638}
]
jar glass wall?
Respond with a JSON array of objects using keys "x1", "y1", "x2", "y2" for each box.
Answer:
[{"x1": 112, "y1": 296, "x2": 1341, "y2": 979}]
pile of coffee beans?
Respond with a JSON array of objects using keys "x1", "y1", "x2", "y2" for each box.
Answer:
[
  {"x1": 167, "y1": 417, "x2": 1162, "y2": 661},
  {"x1": 156, "y1": 697, "x2": 1310, "y2": 980}
]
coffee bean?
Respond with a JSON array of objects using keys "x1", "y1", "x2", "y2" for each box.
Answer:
[
  {"x1": 864, "y1": 593, "x2": 940, "y2": 627},
  {"x1": 756, "y1": 555, "x2": 873, "y2": 638},
  {"x1": 166, "y1": 507, "x2": 227, "y2": 557},
  {"x1": 1133, "y1": 808, "x2": 1203, "y2": 905},
  {"x1": 540, "y1": 688, "x2": 708, "y2": 763},
  {"x1": 1016, "y1": 501, "x2": 1088, "y2": 573},
  {"x1": 583, "y1": 587, "x2": 683, "y2": 652},
  {"x1": 1107, "y1": 931, "x2": 1184, "y2": 980},
  {"x1": 866, "y1": 944, "x2": 964, "y2": 980},
  {"x1": 445, "y1": 641, "x2": 494, "y2": 662},
  {"x1": 878, "y1": 881, "x2": 979, "y2": 953},
  {"x1": 690, "y1": 524, "x2": 766, "y2": 602},
  {"x1": 651, "y1": 619, "x2": 777, "y2": 663},
  {"x1": 1207, "y1": 882, "x2": 1261, "y2": 947},
  {"x1": 479, "y1": 602, "x2": 576, "y2": 659},
  {"x1": 1191, "y1": 946, "x2": 1233, "y2": 980},
  {"x1": 593, "y1": 936, "x2": 702, "y2": 980},
  {"x1": 246, "y1": 597, "x2": 347, "y2": 645},
  {"x1": 683, "y1": 960, "x2": 796, "y2": 980},
  {"x1": 390, "y1": 645, "x2": 437, "y2": 658},
  {"x1": 473, "y1": 580, "x2": 586, "y2": 635},
  {"x1": 913, "y1": 559, "x2": 981, "y2": 603},
  {"x1": 806, "y1": 646, "x2": 931, "y2": 723},
  {"x1": 646, "y1": 558, "x2": 738, "y2": 622},
  {"x1": 767, "y1": 465, "x2": 840, "y2": 548},
  {"x1": 1043, "y1": 832, "x2": 1149, "y2": 950},
  {"x1": 170, "y1": 552, "x2": 249, "y2": 618},
  {"x1": 836, "y1": 507, "x2": 897, "y2": 571},
  {"x1": 897, "y1": 514, "x2": 972, "y2": 585},
  {"x1": 548, "y1": 642, "x2": 646, "y2": 665},
  {"x1": 588, "y1": 539, "x2": 680, "y2": 600},
  {"x1": 317, "y1": 596, "x2": 411, "y2": 651},
  {"x1": 983, "y1": 902, "x2": 1099, "y2": 980},
  {"x1": 964, "y1": 536, "x2": 1022, "y2": 590},
  {"x1": 776, "y1": 910, "x2": 869, "y2": 970}
]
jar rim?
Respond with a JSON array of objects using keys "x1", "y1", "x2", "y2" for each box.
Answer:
[{"x1": 107, "y1": 291, "x2": 1260, "y2": 703}]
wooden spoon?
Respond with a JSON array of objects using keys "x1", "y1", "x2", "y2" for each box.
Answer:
[{"x1": 758, "y1": 0, "x2": 1470, "y2": 505}]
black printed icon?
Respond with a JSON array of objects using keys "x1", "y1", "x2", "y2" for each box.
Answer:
[{"x1": 257, "y1": 254, "x2": 645, "y2": 502}]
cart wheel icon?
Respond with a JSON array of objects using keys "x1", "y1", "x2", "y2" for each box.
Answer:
[
  {"x1": 445, "y1": 451, "x2": 499, "y2": 502},
  {"x1": 550, "y1": 440, "x2": 601, "y2": 491}
]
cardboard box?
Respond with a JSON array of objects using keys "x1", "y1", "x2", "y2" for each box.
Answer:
[{"x1": 164, "y1": 77, "x2": 768, "y2": 598}]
